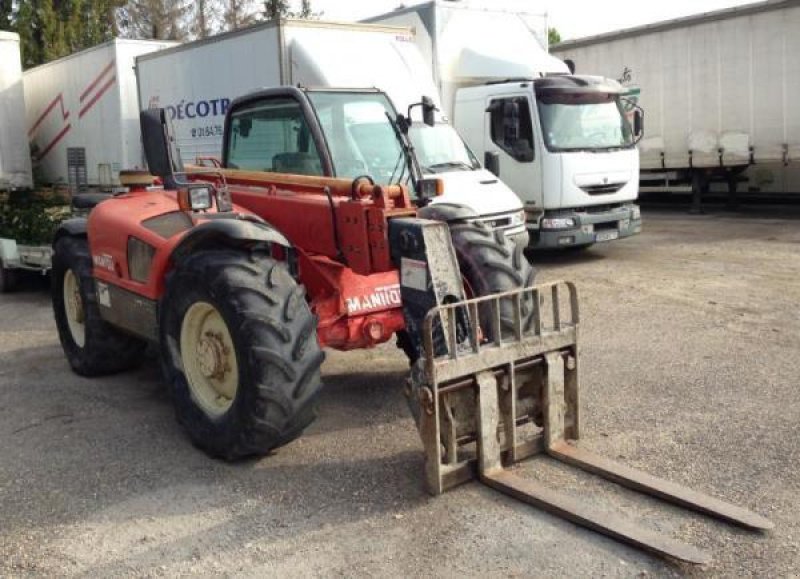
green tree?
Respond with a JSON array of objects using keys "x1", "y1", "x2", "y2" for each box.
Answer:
[
  {"x1": 0, "y1": 0, "x2": 13, "y2": 31},
  {"x1": 118, "y1": 0, "x2": 192, "y2": 40},
  {"x1": 263, "y1": 0, "x2": 319, "y2": 20},
  {"x1": 548, "y1": 27, "x2": 562, "y2": 47},
  {"x1": 224, "y1": 0, "x2": 257, "y2": 30},
  {"x1": 263, "y1": 0, "x2": 289, "y2": 19}
]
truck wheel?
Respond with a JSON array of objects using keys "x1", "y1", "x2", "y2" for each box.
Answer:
[
  {"x1": 51, "y1": 236, "x2": 146, "y2": 376},
  {"x1": 0, "y1": 264, "x2": 17, "y2": 293},
  {"x1": 450, "y1": 222, "x2": 537, "y2": 340},
  {"x1": 160, "y1": 249, "x2": 325, "y2": 460}
]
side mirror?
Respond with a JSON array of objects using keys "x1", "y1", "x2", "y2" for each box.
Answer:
[
  {"x1": 633, "y1": 108, "x2": 644, "y2": 141},
  {"x1": 407, "y1": 96, "x2": 439, "y2": 128},
  {"x1": 422, "y1": 95, "x2": 436, "y2": 127},
  {"x1": 484, "y1": 151, "x2": 500, "y2": 177},
  {"x1": 140, "y1": 108, "x2": 183, "y2": 188}
]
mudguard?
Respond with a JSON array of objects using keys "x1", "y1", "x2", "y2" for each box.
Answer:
[
  {"x1": 171, "y1": 217, "x2": 293, "y2": 263},
  {"x1": 53, "y1": 218, "x2": 88, "y2": 243},
  {"x1": 418, "y1": 203, "x2": 477, "y2": 224}
]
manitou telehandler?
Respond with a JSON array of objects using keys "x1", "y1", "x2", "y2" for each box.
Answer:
[{"x1": 51, "y1": 87, "x2": 770, "y2": 564}]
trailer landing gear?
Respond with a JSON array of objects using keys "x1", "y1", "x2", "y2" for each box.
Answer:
[{"x1": 413, "y1": 283, "x2": 772, "y2": 564}]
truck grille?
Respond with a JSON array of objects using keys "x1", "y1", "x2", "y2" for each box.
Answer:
[{"x1": 581, "y1": 183, "x2": 625, "y2": 195}]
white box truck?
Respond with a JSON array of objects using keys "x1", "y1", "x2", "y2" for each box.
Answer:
[
  {"x1": 552, "y1": 0, "x2": 800, "y2": 208},
  {"x1": 136, "y1": 19, "x2": 528, "y2": 244},
  {"x1": 0, "y1": 31, "x2": 47, "y2": 291},
  {"x1": 0, "y1": 31, "x2": 33, "y2": 190},
  {"x1": 23, "y1": 38, "x2": 175, "y2": 190},
  {"x1": 366, "y1": 1, "x2": 643, "y2": 249}
]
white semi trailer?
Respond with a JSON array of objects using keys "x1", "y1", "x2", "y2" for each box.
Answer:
[
  {"x1": 0, "y1": 31, "x2": 33, "y2": 190},
  {"x1": 135, "y1": 19, "x2": 528, "y2": 244},
  {"x1": 23, "y1": 38, "x2": 175, "y2": 190},
  {"x1": 552, "y1": 0, "x2": 800, "y2": 209},
  {"x1": 366, "y1": 1, "x2": 643, "y2": 249}
]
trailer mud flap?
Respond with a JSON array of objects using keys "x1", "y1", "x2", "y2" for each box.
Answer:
[{"x1": 413, "y1": 282, "x2": 772, "y2": 564}]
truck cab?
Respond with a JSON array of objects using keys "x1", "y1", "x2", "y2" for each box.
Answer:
[{"x1": 456, "y1": 76, "x2": 642, "y2": 249}]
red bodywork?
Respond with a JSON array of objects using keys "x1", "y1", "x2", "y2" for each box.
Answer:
[{"x1": 89, "y1": 170, "x2": 416, "y2": 351}]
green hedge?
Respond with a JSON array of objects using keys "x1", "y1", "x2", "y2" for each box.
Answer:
[{"x1": 0, "y1": 192, "x2": 70, "y2": 245}]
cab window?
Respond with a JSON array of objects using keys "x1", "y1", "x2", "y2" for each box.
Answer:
[
  {"x1": 227, "y1": 98, "x2": 323, "y2": 176},
  {"x1": 488, "y1": 96, "x2": 535, "y2": 163}
]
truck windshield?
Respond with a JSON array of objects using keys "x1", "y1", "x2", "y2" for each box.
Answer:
[
  {"x1": 536, "y1": 93, "x2": 633, "y2": 152},
  {"x1": 409, "y1": 123, "x2": 479, "y2": 174},
  {"x1": 307, "y1": 91, "x2": 405, "y2": 183}
]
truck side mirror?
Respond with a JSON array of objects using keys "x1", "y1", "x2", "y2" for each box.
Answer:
[
  {"x1": 633, "y1": 108, "x2": 644, "y2": 141},
  {"x1": 484, "y1": 151, "x2": 500, "y2": 177},
  {"x1": 422, "y1": 96, "x2": 436, "y2": 127},
  {"x1": 140, "y1": 108, "x2": 183, "y2": 188}
]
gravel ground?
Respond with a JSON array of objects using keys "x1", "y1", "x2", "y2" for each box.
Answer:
[{"x1": 1, "y1": 208, "x2": 798, "y2": 577}]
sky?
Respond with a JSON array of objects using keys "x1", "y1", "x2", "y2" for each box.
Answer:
[{"x1": 305, "y1": 0, "x2": 759, "y2": 40}]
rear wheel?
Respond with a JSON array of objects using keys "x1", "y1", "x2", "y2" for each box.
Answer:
[
  {"x1": 51, "y1": 236, "x2": 146, "y2": 376},
  {"x1": 160, "y1": 249, "x2": 325, "y2": 460}
]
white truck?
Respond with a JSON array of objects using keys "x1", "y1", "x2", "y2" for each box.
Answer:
[
  {"x1": 552, "y1": 0, "x2": 800, "y2": 209},
  {"x1": 23, "y1": 38, "x2": 175, "y2": 190},
  {"x1": 0, "y1": 31, "x2": 33, "y2": 190},
  {"x1": 366, "y1": 1, "x2": 643, "y2": 249},
  {"x1": 0, "y1": 32, "x2": 47, "y2": 291},
  {"x1": 135, "y1": 19, "x2": 528, "y2": 245}
]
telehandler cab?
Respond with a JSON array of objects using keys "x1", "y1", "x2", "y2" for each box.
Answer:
[{"x1": 51, "y1": 87, "x2": 770, "y2": 564}]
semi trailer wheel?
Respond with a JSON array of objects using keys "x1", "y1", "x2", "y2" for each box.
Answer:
[
  {"x1": 51, "y1": 236, "x2": 146, "y2": 376},
  {"x1": 0, "y1": 264, "x2": 17, "y2": 293},
  {"x1": 398, "y1": 222, "x2": 537, "y2": 363},
  {"x1": 160, "y1": 249, "x2": 324, "y2": 460}
]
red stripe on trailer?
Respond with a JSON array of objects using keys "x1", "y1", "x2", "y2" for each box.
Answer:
[
  {"x1": 79, "y1": 61, "x2": 115, "y2": 103},
  {"x1": 36, "y1": 123, "x2": 72, "y2": 160},
  {"x1": 28, "y1": 94, "x2": 70, "y2": 138},
  {"x1": 78, "y1": 75, "x2": 117, "y2": 119}
]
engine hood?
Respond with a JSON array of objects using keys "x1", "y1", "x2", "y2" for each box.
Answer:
[{"x1": 429, "y1": 169, "x2": 523, "y2": 217}]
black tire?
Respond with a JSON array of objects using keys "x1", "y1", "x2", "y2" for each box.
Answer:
[
  {"x1": 160, "y1": 249, "x2": 325, "y2": 460},
  {"x1": 0, "y1": 264, "x2": 18, "y2": 293},
  {"x1": 449, "y1": 222, "x2": 537, "y2": 340},
  {"x1": 397, "y1": 222, "x2": 537, "y2": 363},
  {"x1": 51, "y1": 236, "x2": 146, "y2": 376}
]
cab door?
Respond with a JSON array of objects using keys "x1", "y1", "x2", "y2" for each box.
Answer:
[{"x1": 483, "y1": 89, "x2": 544, "y2": 207}]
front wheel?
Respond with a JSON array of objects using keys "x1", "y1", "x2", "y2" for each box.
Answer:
[
  {"x1": 160, "y1": 249, "x2": 325, "y2": 460},
  {"x1": 397, "y1": 222, "x2": 537, "y2": 363},
  {"x1": 450, "y1": 221, "x2": 537, "y2": 340}
]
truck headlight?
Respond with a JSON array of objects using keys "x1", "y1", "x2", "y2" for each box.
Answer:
[
  {"x1": 509, "y1": 211, "x2": 526, "y2": 227},
  {"x1": 541, "y1": 217, "x2": 576, "y2": 230},
  {"x1": 631, "y1": 206, "x2": 641, "y2": 220}
]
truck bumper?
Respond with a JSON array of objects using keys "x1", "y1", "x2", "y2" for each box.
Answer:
[{"x1": 528, "y1": 203, "x2": 642, "y2": 249}]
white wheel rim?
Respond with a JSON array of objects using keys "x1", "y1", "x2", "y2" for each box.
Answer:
[
  {"x1": 179, "y1": 302, "x2": 240, "y2": 417},
  {"x1": 63, "y1": 269, "x2": 86, "y2": 347}
]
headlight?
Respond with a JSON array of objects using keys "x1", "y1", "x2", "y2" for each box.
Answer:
[
  {"x1": 509, "y1": 210, "x2": 526, "y2": 227},
  {"x1": 631, "y1": 206, "x2": 641, "y2": 220},
  {"x1": 178, "y1": 184, "x2": 214, "y2": 212},
  {"x1": 189, "y1": 186, "x2": 214, "y2": 210},
  {"x1": 541, "y1": 217, "x2": 576, "y2": 230}
]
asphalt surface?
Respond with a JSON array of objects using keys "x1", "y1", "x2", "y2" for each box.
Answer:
[{"x1": 1, "y1": 208, "x2": 798, "y2": 577}]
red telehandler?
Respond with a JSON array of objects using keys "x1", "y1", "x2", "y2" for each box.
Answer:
[{"x1": 51, "y1": 87, "x2": 770, "y2": 564}]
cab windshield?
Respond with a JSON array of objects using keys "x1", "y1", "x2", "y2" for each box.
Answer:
[
  {"x1": 537, "y1": 93, "x2": 634, "y2": 152},
  {"x1": 307, "y1": 91, "x2": 405, "y2": 183},
  {"x1": 409, "y1": 123, "x2": 479, "y2": 174}
]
